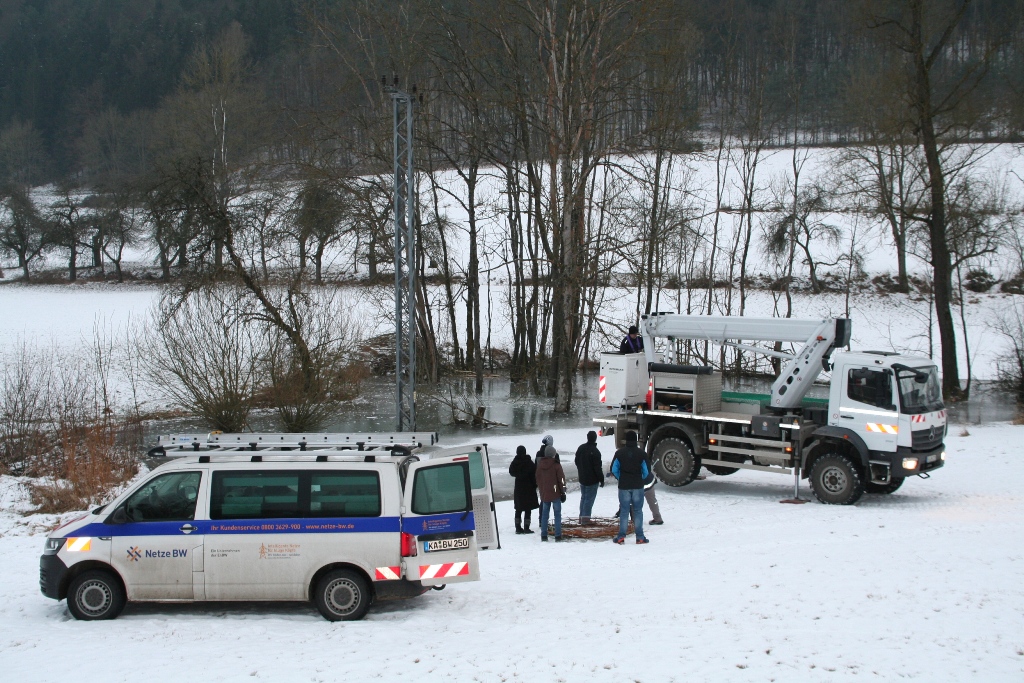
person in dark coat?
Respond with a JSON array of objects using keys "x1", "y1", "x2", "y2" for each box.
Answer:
[
  {"x1": 619, "y1": 325, "x2": 644, "y2": 354},
  {"x1": 508, "y1": 445, "x2": 539, "y2": 534},
  {"x1": 610, "y1": 431, "x2": 649, "y2": 544},
  {"x1": 535, "y1": 445, "x2": 566, "y2": 542},
  {"x1": 574, "y1": 431, "x2": 604, "y2": 523}
]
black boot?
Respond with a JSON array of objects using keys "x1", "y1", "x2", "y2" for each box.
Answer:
[
  {"x1": 515, "y1": 510, "x2": 524, "y2": 534},
  {"x1": 523, "y1": 510, "x2": 535, "y2": 534}
]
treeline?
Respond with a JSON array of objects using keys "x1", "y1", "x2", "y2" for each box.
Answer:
[{"x1": 1, "y1": 0, "x2": 1024, "y2": 413}]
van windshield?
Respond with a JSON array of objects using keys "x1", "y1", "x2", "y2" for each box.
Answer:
[{"x1": 896, "y1": 366, "x2": 943, "y2": 415}]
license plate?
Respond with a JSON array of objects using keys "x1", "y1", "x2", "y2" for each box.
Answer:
[
  {"x1": 424, "y1": 537, "x2": 469, "y2": 552},
  {"x1": 927, "y1": 454, "x2": 938, "y2": 463}
]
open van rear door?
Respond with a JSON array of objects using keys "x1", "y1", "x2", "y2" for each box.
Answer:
[
  {"x1": 430, "y1": 445, "x2": 499, "y2": 550},
  {"x1": 401, "y1": 454, "x2": 480, "y2": 586}
]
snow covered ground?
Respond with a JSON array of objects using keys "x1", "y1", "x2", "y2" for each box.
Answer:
[{"x1": 1, "y1": 423, "x2": 1022, "y2": 682}]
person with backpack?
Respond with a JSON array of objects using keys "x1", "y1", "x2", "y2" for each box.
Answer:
[
  {"x1": 610, "y1": 431, "x2": 650, "y2": 545},
  {"x1": 574, "y1": 431, "x2": 604, "y2": 523},
  {"x1": 508, "y1": 445, "x2": 539, "y2": 534},
  {"x1": 535, "y1": 445, "x2": 566, "y2": 542}
]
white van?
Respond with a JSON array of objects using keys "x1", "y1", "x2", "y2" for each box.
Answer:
[{"x1": 40, "y1": 434, "x2": 497, "y2": 621}]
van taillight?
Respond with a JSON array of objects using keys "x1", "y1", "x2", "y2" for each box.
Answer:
[{"x1": 401, "y1": 532, "x2": 417, "y2": 557}]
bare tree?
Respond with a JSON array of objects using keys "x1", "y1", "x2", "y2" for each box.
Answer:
[
  {"x1": 865, "y1": 0, "x2": 996, "y2": 399},
  {"x1": 142, "y1": 288, "x2": 268, "y2": 432},
  {"x1": 0, "y1": 186, "x2": 48, "y2": 281}
]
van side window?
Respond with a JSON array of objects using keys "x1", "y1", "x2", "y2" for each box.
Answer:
[
  {"x1": 122, "y1": 471, "x2": 202, "y2": 522},
  {"x1": 847, "y1": 368, "x2": 894, "y2": 410},
  {"x1": 210, "y1": 472, "x2": 302, "y2": 520},
  {"x1": 310, "y1": 472, "x2": 381, "y2": 517},
  {"x1": 411, "y1": 463, "x2": 470, "y2": 515}
]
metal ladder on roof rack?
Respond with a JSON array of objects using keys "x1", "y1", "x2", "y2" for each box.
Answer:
[{"x1": 153, "y1": 432, "x2": 439, "y2": 454}]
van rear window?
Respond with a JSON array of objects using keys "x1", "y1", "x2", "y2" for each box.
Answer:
[
  {"x1": 210, "y1": 470, "x2": 381, "y2": 519},
  {"x1": 411, "y1": 463, "x2": 470, "y2": 515}
]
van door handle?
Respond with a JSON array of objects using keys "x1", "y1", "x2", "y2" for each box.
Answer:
[
  {"x1": 840, "y1": 415, "x2": 854, "y2": 420},
  {"x1": 179, "y1": 524, "x2": 198, "y2": 534}
]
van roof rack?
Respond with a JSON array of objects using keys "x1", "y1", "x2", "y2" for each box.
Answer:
[
  {"x1": 154, "y1": 432, "x2": 438, "y2": 455},
  {"x1": 167, "y1": 451, "x2": 417, "y2": 464}
]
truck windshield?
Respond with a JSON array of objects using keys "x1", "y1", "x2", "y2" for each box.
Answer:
[{"x1": 896, "y1": 366, "x2": 943, "y2": 415}]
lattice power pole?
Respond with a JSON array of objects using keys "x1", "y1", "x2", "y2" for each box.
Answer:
[{"x1": 387, "y1": 79, "x2": 417, "y2": 431}]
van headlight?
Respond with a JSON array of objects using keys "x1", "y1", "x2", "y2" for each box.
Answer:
[
  {"x1": 43, "y1": 538, "x2": 66, "y2": 555},
  {"x1": 902, "y1": 458, "x2": 919, "y2": 470},
  {"x1": 940, "y1": 451, "x2": 946, "y2": 461}
]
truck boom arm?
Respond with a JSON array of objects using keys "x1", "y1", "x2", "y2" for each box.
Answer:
[{"x1": 641, "y1": 313, "x2": 851, "y2": 411}]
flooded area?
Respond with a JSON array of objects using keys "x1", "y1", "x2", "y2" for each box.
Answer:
[{"x1": 142, "y1": 372, "x2": 1018, "y2": 501}]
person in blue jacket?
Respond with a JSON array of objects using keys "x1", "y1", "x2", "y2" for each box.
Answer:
[{"x1": 610, "y1": 431, "x2": 650, "y2": 544}]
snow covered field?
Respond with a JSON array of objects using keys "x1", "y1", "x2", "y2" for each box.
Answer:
[{"x1": 1, "y1": 423, "x2": 1022, "y2": 682}]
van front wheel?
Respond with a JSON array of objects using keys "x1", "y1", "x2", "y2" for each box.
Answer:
[
  {"x1": 315, "y1": 569, "x2": 371, "y2": 621},
  {"x1": 67, "y1": 569, "x2": 125, "y2": 621}
]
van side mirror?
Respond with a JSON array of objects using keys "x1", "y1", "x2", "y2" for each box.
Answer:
[{"x1": 108, "y1": 507, "x2": 127, "y2": 525}]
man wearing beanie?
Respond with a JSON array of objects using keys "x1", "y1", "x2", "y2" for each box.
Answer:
[
  {"x1": 535, "y1": 444, "x2": 566, "y2": 541},
  {"x1": 611, "y1": 431, "x2": 650, "y2": 544},
  {"x1": 574, "y1": 431, "x2": 604, "y2": 523}
]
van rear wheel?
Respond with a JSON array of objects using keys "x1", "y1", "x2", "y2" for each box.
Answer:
[
  {"x1": 314, "y1": 569, "x2": 371, "y2": 621},
  {"x1": 67, "y1": 569, "x2": 125, "y2": 621}
]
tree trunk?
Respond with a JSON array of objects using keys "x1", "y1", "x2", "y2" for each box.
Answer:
[
  {"x1": 68, "y1": 242, "x2": 77, "y2": 282},
  {"x1": 913, "y1": 4, "x2": 962, "y2": 400}
]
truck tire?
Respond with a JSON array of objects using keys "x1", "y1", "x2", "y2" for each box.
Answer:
[
  {"x1": 865, "y1": 477, "x2": 904, "y2": 495},
  {"x1": 314, "y1": 569, "x2": 372, "y2": 621},
  {"x1": 67, "y1": 569, "x2": 126, "y2": 621},
  {"x1": 652, "y1": 438, "x2": 698, "y2": 487},
  {"x1": 808, "y1": 453, "x2": 865, "y2": 505}
]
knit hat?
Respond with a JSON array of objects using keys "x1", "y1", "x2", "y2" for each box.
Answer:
[
  {"x1": 587, "y1": 430, "x2": 597, "y2": 443},
  {"x1": 625, "y1": 431, "x2": 638, "y2": 443},
  {"x1": 516, "y1": 445, "x2": 527, "y2": 456},
  {"x1": 628, "y1": 325, "x2": 639, "y2": 335},
  {"x1": 544, "y1": 445, "x2": 558, "y2": 459},
  {"x1": 542, "y1": 435, "x2": 554, "y2": 447}
]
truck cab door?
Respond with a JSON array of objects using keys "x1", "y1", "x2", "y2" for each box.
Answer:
[
  {"x1": 835, "y1": 367, "x2": 899, "y2": 452},
  {"x1": 401, "y1": 455, "x2": 480, "y2": 587}
]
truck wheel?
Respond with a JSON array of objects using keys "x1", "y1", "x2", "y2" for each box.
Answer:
[
  {"x1": 809, "y1": 453, "x2": 865, "y2": 505},
  {"x1": 67, "y1": 569, "x2": 126, "y2": 621},
  {"x1": 314, "y1": 569, "x2": 372, "y2": 621},
  {"x1": 652, "y1": 438, "x2": 697, "y2": 487},
  {"x1": 865, "y1": 477, "x2": 904, "y2": 495}
]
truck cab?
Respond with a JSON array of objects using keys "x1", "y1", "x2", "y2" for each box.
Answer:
[{"x1": 825, "y1": 351, "x2": 946, "y2": 489}]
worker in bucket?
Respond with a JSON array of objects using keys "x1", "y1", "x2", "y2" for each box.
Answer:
[{"x1": 619, "y1": 325, "x2": 644, "y2": 354}]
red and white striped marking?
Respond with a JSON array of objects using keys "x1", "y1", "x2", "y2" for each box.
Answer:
[
  {"x1": 374, "y1": 566, "x2": 401, "y2": 581},
  {"x1": 911, "y1": 414, "x2": 926, "y2": 423},
  {"x1": 419, "y1": 562, "x2": 470, "y2": 580},
  {"x1": 598, "y1": 376, "x2": 607, "y2": 403},
  {"x1": 866, "y1": 423, "x2": 898, "y2": 434}
]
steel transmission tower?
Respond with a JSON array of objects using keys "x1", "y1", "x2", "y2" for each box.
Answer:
[{"x1": 388, "y1": 81, "x2": 417, "y2": 431}]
